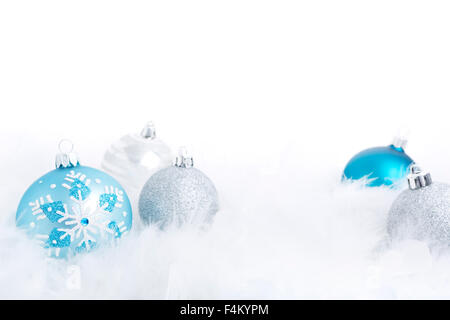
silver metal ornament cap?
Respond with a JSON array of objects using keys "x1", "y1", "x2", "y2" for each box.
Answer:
[
  {"x1": 174, "y1": 147, "x2": 194, "y2": 168},
  {"x1": 55, "y1": 139, "x2": 79, "y2": 169},
  {"x1": 140, "y1": 121, "x2": 156, "y2": 139},
  {"x1": 408, "y1": 165, "x2": 432, "y2": 190}
]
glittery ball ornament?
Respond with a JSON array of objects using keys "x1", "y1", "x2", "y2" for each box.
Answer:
[
  {"x1": 387, "y1": 166, "x2": 450, "y2": 247},
  {"x1": 139, "y1": 148, "x2": 219, "y2": 229},
  {"x1": 342, "y1": 135, "x2": 414, "y2": 187},
  {"x1": 16, "y1": 140, "x2": 132, "y2": 258},
  {"x1": 102, "y1": 122, "x2": 173, "y2": 200}
]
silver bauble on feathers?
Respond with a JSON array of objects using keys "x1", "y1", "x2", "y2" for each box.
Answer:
[
  {"x1": 387, "y1": 166, "x2": 450, "y2": 247},
  {"x1": 138, "y1": 148, "x2": 219, "y2": 229}
]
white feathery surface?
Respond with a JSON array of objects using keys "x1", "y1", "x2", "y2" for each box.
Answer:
[
  {"x1": 2, "y1": 143, "x2": 450, "y2": 300},
  {"x1": 2, "y1": 0, "x2": 450, "y2": 299}
]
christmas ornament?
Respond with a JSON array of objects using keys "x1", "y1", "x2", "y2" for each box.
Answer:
[
  {"x1": 342, "y1": 136, "x2": 414, "y2": 187},
  {"x1": 387, "y1": 166, "x2": 450, "y2": 247},
  {"x1": 138, "y1": 148, "x2": 219, "y2": 229},
  {"x1": 16, "y1": 140, "x2": 132, "y2": 258},
  {"x1": 102, "y1": 122, "x2": 173, "y2": 227}
]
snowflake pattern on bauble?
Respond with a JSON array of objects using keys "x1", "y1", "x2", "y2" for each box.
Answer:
[{"x1": 19, "y1": 167, "x2": 132, "y2": 258}]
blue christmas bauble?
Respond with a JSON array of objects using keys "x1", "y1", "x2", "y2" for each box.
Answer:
[
  {"x1": 342, "y1": 144, "x2": 414, "y2": 187},
  {"x1": 16, "y1": 144, "x2": 132, "y2": 258}
]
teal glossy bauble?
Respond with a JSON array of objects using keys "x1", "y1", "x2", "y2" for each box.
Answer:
[
  {"x1": 342, "y1": 144, "x2": 414, "y2": 187},
  {"x1": 16, "y1": 142, "x2": 132, "y2": 258}
]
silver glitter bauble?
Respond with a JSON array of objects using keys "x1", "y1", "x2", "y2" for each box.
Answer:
[
  {"x1": 138, "y1": 148, "x2": 219, "y2": 229},
  {"x1": 387, "y1": 166, "x2": 450, "y2": 246}
]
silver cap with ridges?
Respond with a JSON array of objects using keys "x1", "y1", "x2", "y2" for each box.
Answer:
[
  {"x1": 174, "y1": 147, "x2": 194, "y2": 168},
  {"x1": 140, "y1": 121, "x2": 156, "y2": 139},
  {"x1": 408, "y1": 165, "x2": 432, "y2": 190}
]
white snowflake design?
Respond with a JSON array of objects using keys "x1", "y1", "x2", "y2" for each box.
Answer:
[{"x1": 29, "y1": 170, "x2": 129, "y2": 257}]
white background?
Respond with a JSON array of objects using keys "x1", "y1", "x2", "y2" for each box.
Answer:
[
  {"x1": 1, "y1": 1, "x2": 450, "y2": 299},
  {"x1": 1, "y1": 1, "x2": 450, "y2": 173}
]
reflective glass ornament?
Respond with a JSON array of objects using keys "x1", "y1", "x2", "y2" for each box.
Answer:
[
  {"x1": 342, "y1": 139, "x2": 414, "y2": 187},
  {"x1": 387, "y1": 167, "x2": 450, "y2": 247},
  {"x1": 139, "y1": 148, "x2": 219, "y2": 229},
  {"x1": 102, "y1": 122, "x2": 173, "y2": 226},
  {"x1": 16, "y1": 141, "x2": 132, "y2": 258}
]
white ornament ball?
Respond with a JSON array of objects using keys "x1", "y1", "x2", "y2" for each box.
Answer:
[
  {"x1": 102, "y1": 122, "x2": 173, "y2": 226},
  {"x1": 138, "y1": 149, "x2": 219, "y2": 229},
  {"x1": 387, "y1": 167, "x2": 450, "y2": 247}
]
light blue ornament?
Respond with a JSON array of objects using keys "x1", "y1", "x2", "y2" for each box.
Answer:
[
  {"x1": 16, "y1": 140, "x2": 132, "y2": 258},
  {"x1": 342, "y1": 137, "x2": 414, "y2": 187}
]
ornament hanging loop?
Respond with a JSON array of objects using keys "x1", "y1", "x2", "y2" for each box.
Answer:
[
  {"x1": 174, "y1": 147, "x2": 194, "y2": 168},
  {"x1": 55, "y1": 139, "x2": 79, "y2": 169},
  {"x1": 408, "y1": 165, "x2": 432, "y2": 190},
  {"x1": 392, "y1": 128, "x2": 410, "y2": 150},
  {"x1": 58, "y1": 139, "x2": 74, "y2": 154}
]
